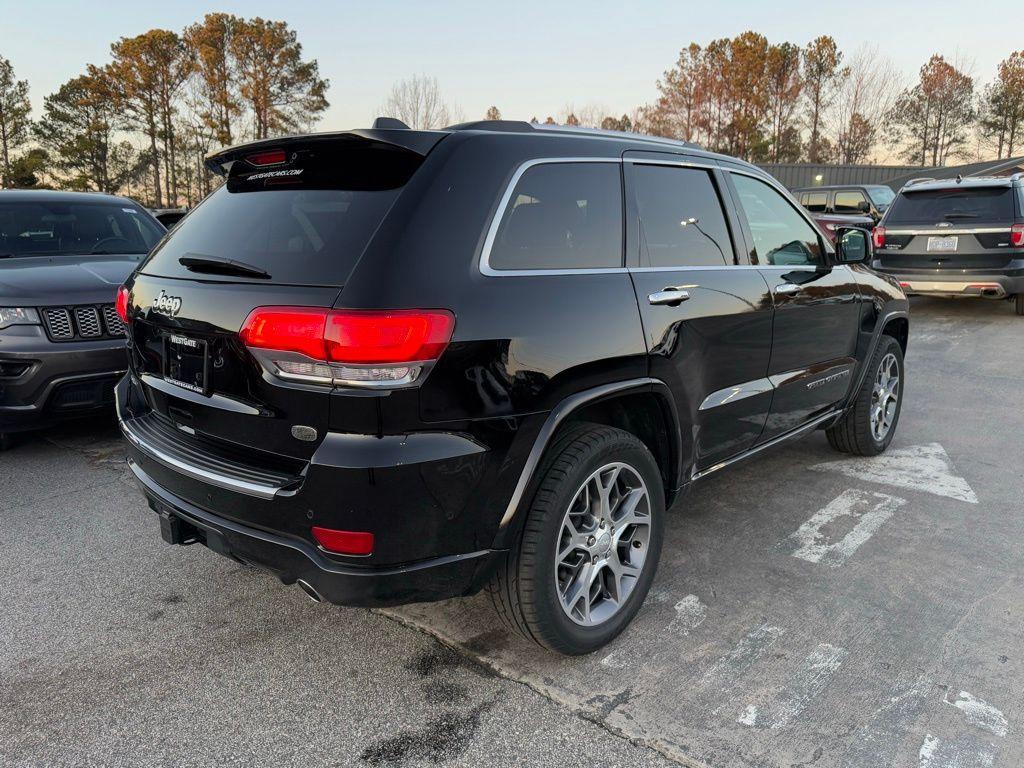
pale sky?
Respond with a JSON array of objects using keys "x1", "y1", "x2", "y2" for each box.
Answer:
[{"x1": 2, "y1": 0, "x2": 1018, "y2": 130}]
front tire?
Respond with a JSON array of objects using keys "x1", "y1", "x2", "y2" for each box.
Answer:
[
  {"x1": 488, "y1": 424, "x2": 665, "y2": 655},
  {"x1": 826, "y1": 335, "x2": 904, "y2": 456}
]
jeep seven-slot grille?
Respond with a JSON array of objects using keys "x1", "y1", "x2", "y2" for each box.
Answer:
[{"x1": 41, "y1": 304, "x2": 125, "y2": 342}]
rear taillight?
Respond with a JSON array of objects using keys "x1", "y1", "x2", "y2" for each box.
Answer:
[
  {"x1": 1011, "y1": 223, "x2": 1024, "y2": 248},
  {"x1": 872, "y1": 226, "x2": 885, "y2": 249},
  {"x1": 239, "y1": 307, "x2": 455, "y2": 388},
  {"x1": 311, "y1": 526, "x2": 374, "y2": 556},
  {"x1": 115, "y1": 285, "x2": 131, "y2": 324}
]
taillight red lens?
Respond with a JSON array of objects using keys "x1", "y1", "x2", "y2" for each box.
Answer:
[
  {"x1": 325, "y1": 310, "x2": 455, "y2": 364},
  {"x1": 1011, "y1": 223, "x2": 1024, "y2": 247},
  {"x1": 872, "y1": 226, "x2": 885, "y2": 249},
  {"x1": 239, "y1": 307, "x2": 329, "y2": 359},
  {"x1": 115, "y1": 285, "x2": 131, "y2": 323},
  {"x1": 311, "y1": 526, "x2": 374, "y2": 555},
  {"x1": 246, "y1": 149, "x2": 287, "y2": 166}
]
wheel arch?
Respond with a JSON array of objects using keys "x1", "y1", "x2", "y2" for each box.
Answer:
[{"x1": 492, "y1": 378, "x2": 682, "y2": 543}]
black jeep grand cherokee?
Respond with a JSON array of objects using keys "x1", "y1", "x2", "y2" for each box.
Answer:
[{"x1": 116, "y1": 120, "x2": 909, "y2": 654}]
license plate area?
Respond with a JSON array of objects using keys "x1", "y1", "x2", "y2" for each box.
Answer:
[
  {"x1": 164, "y1": 334, "x2": 210, "y2": 395},
  {"x1": 927, "y1": 235, "x2": 958, "y2": 252}
]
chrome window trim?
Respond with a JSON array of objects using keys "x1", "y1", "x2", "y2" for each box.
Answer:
[
  {"x1": 883, "y1": 227, "x2": 1011, "y2": 235},
  {"x1": 479, "y1": 157, "x2": 626, "y2": 277}
]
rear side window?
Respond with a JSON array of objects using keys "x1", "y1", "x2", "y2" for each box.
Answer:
[
  {"x1": 801, "y1": 192, "x2": 828, "y2": 212},
  {"x1": 835, "y1": 191, "x2": 868, "y2": 213},
  {"x1": 886, "y1": 187, "x2": 1015, "y2": 224},
  {"x1": 632, "y1": 164, "x2": 733, "y2": 267},
  {"x1": 141, "y1": 141, "x2": 420, "y2": 286},
  {"x1": 487, "y1": 162, "x2": 622, "y2": 271}
]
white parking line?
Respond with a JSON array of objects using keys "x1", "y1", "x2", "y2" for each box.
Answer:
[
  {"x1": 918, "y1": 734, "x2": 996, "y2": 767},
  {"x1": 946, "y1": 690, "x2": 1008, "y2": 738},
  {"x1": 788, "y1": 488, "x2": 906, "y2": 567},
  {"x1": 701, "y1": 623, "x2": 785, "y2": 693},
  {"x1": 737, "y1": 643, "x2": 848, "y2": 729},
  {"x1": 810, "y1": 443, "x2": 978, "y2": 504},
  {"x1": 599, "y1": 593, "x2": 707, "y2": 669}
]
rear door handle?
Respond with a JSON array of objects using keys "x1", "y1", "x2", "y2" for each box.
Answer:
[
  {"x1": 648, "y1": 287, "x2": 691, "y2": 306},
  {"x1": 774, "y1": 283, "x2": 802, "y2": 295}
]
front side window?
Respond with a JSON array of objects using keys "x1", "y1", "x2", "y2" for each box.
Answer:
[
  {"x1": 0, "y1": 201, "x2": 163, "y2": 258},
  {"x1": 488, "y1": 162, "x2": 622, "y2": 271},
  {"x1": 802, "y1": 192, "x2": 828, "y2": 213},
  {"x1": 867, "y1": 186, "x2": 895, "y2": 208},
  {"x1": 732, "y1": 174, "x2": 823, "y2": 267},
  {"x1": 632, "y1": 164, "x2": 733, "y2": 267},
  {"x1": 835, "y1": 191, "x2": 868, "y2": 214}
]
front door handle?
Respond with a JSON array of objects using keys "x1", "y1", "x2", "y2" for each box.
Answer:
[
  {"x1": 648, "y1": 287, "x2": 691, "y2": 306},
  {"x1": 775, "y1": 283, "x2": 802, "y2": 295}
]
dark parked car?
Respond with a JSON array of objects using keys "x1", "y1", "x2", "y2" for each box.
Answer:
[
  {"x1": 810, "y1": 211, "x2": 875, "y2": 244},
  {"x1": 872, "y1": 175, "x2": 1024, "y2": 315},
  {"x1": 116, "y1": 120, "x2": 909, "y2": 654},
  {"x1": 794, "y1": 184, "x2": 895, "y2": 222},
  {"x1": 0, "y1": 190, "x2": 165, "y2": 449}
]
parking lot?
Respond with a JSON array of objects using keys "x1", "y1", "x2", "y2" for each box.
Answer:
[{"x1": 2, "y1": 296, "x2": 1021, "y2": 768}]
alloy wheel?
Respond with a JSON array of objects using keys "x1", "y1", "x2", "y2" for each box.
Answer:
[
  {"x1": 555, "y1": 462, "x2": 652, "y2": 626},
  {"x1": 870, "y1": 352, "x2": 900, "y2": 442}
]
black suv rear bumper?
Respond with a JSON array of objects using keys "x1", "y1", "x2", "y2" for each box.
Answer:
[{"x1": 128, "y1": 456, "x2": 502, "y2": 607}]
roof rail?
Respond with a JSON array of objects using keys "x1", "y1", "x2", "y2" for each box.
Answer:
[
  {"x1": 532, "y1": 122, "x2": 702, "y2": 150},
  {"x1": 445, "y1": 119, "x2": 536, "y2": 133},
  {"x1": 902, "y1": 177, "x2": 937, "y2": 188}
]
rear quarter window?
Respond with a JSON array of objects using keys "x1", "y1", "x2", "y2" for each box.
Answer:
[{"x1": 486, "y1": 162, "x2": 623, "y2": 272}]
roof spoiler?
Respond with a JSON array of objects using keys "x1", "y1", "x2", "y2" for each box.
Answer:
[{"x1": 204, "y1": 126, "x2": 446, "y2": 177}]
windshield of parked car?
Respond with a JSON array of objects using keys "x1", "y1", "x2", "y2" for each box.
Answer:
[
  {"x1": 866, "y1": 186, "x2": 895, "y2": 208},
  {"x1": 0, "y1": 200, "x2": 164, "y2": 258},
  {"x1": 885, "y1": 187, "x2": 1014, "y2": 224}
]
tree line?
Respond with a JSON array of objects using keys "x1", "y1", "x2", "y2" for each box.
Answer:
[
  {"x1": 2, "y1": 28, "x2": 1023, "y2": 203},
  {"x1": 0, "y1": 13, "x2": 328, "y2": 205}
]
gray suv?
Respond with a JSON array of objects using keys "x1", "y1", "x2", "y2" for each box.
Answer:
[
  {"x1": 872, "y1": 175, "x2": 1024, "y2": 316},
  {"x1": 0, "y1": 190, "x2": 165, "y2": 448}
]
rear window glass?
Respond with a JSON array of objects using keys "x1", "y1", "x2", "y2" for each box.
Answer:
[
  {"x1": 886, "y1": 187, "x2": 1014, "y2": 224},
  {"x1": 141, "y1": 142, "x2": 420, "y2": 286},
  {"x1": 488, "y1": 162, "x2": 622, "y2": 271},
  {"x1": 801, "y1": 192, "x2": 828, "y2": 212}
]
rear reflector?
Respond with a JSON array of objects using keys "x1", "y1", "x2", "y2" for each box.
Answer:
[
  {"x1": 1012, "y1": 223, "x2": 1024, "y2": 247},
  {"x1": 116, "y1": 285, "x2": 131, "y2": 324},
  {"x1": 246, "y1": 149, "x2": 287, "y2": 166},
  {"x1": 311, "y1": 526, "x2": 374, "y2": 555}
]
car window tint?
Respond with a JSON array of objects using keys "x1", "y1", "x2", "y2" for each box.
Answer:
[
  {"x1": 489, "y1": 162, "x2": 622, "y2": 271},
  {"x1": 885, "y1": 187, "x2": 1015, "y2": 224},
  {"x1": 732, "y1": 174, "x2": 823, "y2": 267},
  {"x1": 632, "y1": 165, "x2": 733, "y2": 267},
  {"x1": 835, "y1": 191, "x2": 868, "y2": 213},
  {"x1": 803, "y1": 192, "x2": 828, "y2": 212}
]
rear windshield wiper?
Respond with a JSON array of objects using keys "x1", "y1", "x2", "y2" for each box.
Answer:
[{"x1": 178, "y1": 253, "x2": 271, "y2": 279}]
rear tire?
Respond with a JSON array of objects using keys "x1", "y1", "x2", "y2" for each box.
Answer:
[
  {"x1": 488, "y1": 423, "x2": 665, "y2": 655},
  {"x1": 826, "y1": 335, "x2": 904, "y2": 456},
  {"x1": 1015, "y1": 293, "x2": 1024, "y2": 316}
]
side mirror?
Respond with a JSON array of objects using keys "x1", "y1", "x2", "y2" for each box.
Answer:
[
  {"x1": 857, "y1": 200, "x2": 871, "y2": 213},
  {"x1": 836, "y1": 227, "x2": 872, "y2": 264}
]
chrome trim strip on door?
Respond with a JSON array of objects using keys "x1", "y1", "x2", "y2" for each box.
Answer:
[
  {"x1": 690, "y1": 409, "x2": 842, "y2": 482},
  {"x1": 698, "y1": 378, "x2": 774, "y2": 411}
]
